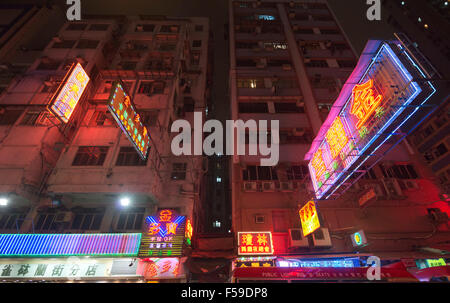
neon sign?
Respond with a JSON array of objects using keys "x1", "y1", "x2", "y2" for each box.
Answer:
[
  {"x1": 48, "y1": 62, "x2": 89, "y2": 123},
  {"x1": 306, "y1": 41, "x2": 437, "y2": 200},
  {"x1": 278, "y1": 258, "x2": 358, "y2": 268},
  {"x1": 138, "y1": 258, "x2": 182, "y2": 279},
  {"x1": 299, "y1": 201, "x2": 320, "y2": 237},
  {"x1": 238, "y1": 232, "x2": 273, "y2": 255},
  {"x1": 0, "y1": 233, "x2": 141, "y2": 257},
  {"x1": 108, "y1": 81, "x2": 151, "y2": 160},
  {"x1": 358, "y1": 187, "x2": 377, "y2": 207},
  {"x1": 350, "y1": 230, "x2": 367, "y2": 247},
  {"x1": 139, "y1": 210, "x2": 186, "y2": 257},
  {"x1": 185, "y1": 219, "x2": 193, "y2": 246}
]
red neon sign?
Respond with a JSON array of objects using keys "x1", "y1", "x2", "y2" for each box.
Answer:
[
  {"x1": 48, "y1": 62, "x2": 89, "y2": 123},
  {"x1": 350, "y1": 79, "x2": 383, "y2": 129},
  {"x1": 238, "y1": 232, "x2": 273, "y2": 255}
]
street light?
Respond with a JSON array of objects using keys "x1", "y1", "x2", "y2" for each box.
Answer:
[
  {"x1": 120, "y1": 197, "x2": 130, "y2": 207},
  {"x1": 0, "y1": 198, "x2": 8, "y2": 206}
]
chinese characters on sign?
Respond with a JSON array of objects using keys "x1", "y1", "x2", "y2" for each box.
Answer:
[
  {"x1": 139, "y1": 210, "x2": 186, "y2": 257},
  {"x1": 237, "y1": 232, "x2": 273, "y2": 255},
  {"x1": 311, "y1": 149, "x2": 326, "y2": 182},
  {"x1": 108, "y1": 81, "x2": 151, "y2": 160},
  {"x1": 139, "y1": 258, "x2": 182, "y2": 280},
  {"x1": 299, "y1": 201, "x2": 321, "y2": 237},
  {"x1": 325, "y1": 117, "x2": 348, "y2": 160},
  {"x1": 48, "y1": 62, "x2": 90, "y2": 123},
  {"x1": 350, "y1": 79, "x2": 383, "y2": 129},
  {"x1": 358, "y1": 187, "x2": 377, "y2": 207}
]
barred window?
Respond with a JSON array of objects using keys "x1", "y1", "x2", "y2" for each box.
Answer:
[
  {"x1": 0, "y1": 213, "x2": 26, "y2": 231},
  {"x1": 286, "y1": 165, "x2": 309, "y2": 180},
  {"x1": 76, "y1": 39, "x2": 100, "y2": 49},
  {"x1": 116, "y1": 147, "x2": 147, "y2": 166},
  {"x1": 0, "y1": 109, "x2": 22, "y2": 125},
  {"x1": 71, "y1": 211, "x2": 103, "y2": 230},
  {"x1": 52, "y1": 40, "x2": 76, "y2": 49},
  {"x1": 72, "y1": 146, "x2": 109, "y2": 166},
  {"x1": 171, "y1": 163, "x2": 187, "y2": 180},
  {"x1": 243, "y1": 166, "x2": 278, "y2": 181}
]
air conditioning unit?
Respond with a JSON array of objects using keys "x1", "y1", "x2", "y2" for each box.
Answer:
[
  {"x1": 293, "y1": 128, "x2": 305, "y2": 136},
  {"x1": 282, "y1": 64, "x2": 292, "y2": 71},
  {"x1": 54, "y1": 212, "x2": 73, "y2": 223},
  {"x1": 280, "y1": 181, "x2": 294, "y2": 192},
  {"x1": 312, "y1": 228, "x2": 332, "y2": 247},
  {"x1": 255, "y1": 215, "x2": 265, "y2": 224},
  {"x1": 288, "y1": 229, "x2": 309, "y2": 248},
  {"x1": 244, "y1": 181, "x2": 258, "y2": 192},
  {"x1": 381, "y1": 178, "x2": 404, "y2": 197},
  {"x1": 262, "y1": 181, "x2": 275, "y2": 192}
]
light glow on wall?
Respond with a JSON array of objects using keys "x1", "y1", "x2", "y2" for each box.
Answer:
[
  {"x1": 48, "y1": 62, "x2": 90, "y2": 123},
  {"x1": 108, "y1": 81, "x2": 151, "y2": 160},
  {"x1": 0, "y1": 233, "x2": 141, "y2": 257}
]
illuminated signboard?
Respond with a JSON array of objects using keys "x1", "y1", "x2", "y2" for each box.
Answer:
[
  {"x1": 138, "y1": 210, "x2": 186, "y2": 257},
  {"x1": 48, "y1": 62, "x2": 90, "y2": 123},
  {"x1": 0, "y1": 233, "x2": 141, "y2": 257},
  {"x1": 235, "y1": 257, "x2": 275, "y2": 268},
  {"x1": 425, "y1": 258, "x2": 447, "y2": 268},
  {"x1": 358, "y1": 187, "x2": 377, "y2": 207},
  {"x1": 299, "y1": 201, "x2": 320, "y2": 237},
  {"x1": 108, "y1": 81, "x2": 151, "y2": 160},
  {"x1": 306, "y1": 40, "x2": 438, "y2": 200},
  {"x1": 185, "y1": 219, "x2": 193, "y2": 246},
  {"x1": 138, "y1": 258, "x2": 183, "y2": 279},
  {"x1": 350, "y1": 230, "x2": 368, "y2": 247},
  {"x1": 277, "y1": 258, "x2": 358, "y2": 268},
  {"x1": 238, "y1": 232, "x2": 274, "y2": 256}
]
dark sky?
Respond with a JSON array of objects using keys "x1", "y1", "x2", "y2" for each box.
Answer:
[{"x1": 13, "y1": 0, "x2": 395, "y2": 55}]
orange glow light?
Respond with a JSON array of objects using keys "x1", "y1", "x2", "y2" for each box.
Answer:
[
  {"x1": 299, "y1": 200, "x2": 321, "y2": 237},
  {"x1": 325, "y1": 116, "x2": 348, "y2": 159},
  {"x1": 350, "y1": 79, "x2": 383, "y2": 129},
  {"x1": 159, "y1": 210, "x2": 173, "y2": 222},
  {"x1": 311, "y1": 149, "x2": 326, "y2": 181}
]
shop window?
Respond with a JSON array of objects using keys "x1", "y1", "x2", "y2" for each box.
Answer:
[
  {"x1": 171, "y1": 163, "x2": 187, "y2": 180},
  {"x1": 0, "y1": 213, "x2": 26, "y2": 231},
  {"x1": 72, "y1": 146, "x2": 109, "y2": 166},
  {"x1": 75, "y1": 39, "x2": 100, "y2": 49},
  {"x1": 115, "y1": 208, "x2": 145, "y2": 231},
  {"x1": 192, "y1": 40, "x2": 202, "y2": 48},
  {"x1": 0, "y1": 109, "x2": 22, "y2": 125},
  {"x1": 116, "y1": 147, "x2": 147, "y2": 166}
]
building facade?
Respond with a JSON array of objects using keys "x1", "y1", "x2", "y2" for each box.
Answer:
[
  {"x1": 0, "y1": 14, "x2": 209, "y2": 282},
  {"x1": 229, "y1": 0, "x2": 449, "y2": 282}
]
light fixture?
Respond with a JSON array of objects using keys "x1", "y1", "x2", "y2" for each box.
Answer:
[
  {"x1": 0, "y1": 198, "x2": 8, "y2": 206},
  {"x1": 120, "y1": 197, "x2": 130, "y2": 207}
]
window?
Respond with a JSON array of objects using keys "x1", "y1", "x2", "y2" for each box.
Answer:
[
  {"x1": 0, "y1": 213, "x2": 26, "y2": 230},
  {"x1": 72, "y1": 146, "x2": 109, "y2": 166},
  {"x1": 337, "y1": 60, "x2": 355, "y2": 68},
  {"x1": 36, "y1": 60, "x2": 61, "y2": 70},
  {"x1": 274, "y1": 102, "x2": 304, "y2": 113},
  {"x1": 116, "y1": 147, "x2": 147, "y2": 166},
  {"x1": 381, "y1": 164, "x2": 419, "y2": 179},
  {"x1": 76, "y1": 39, "x2": 100, "y2": 49},
  {"x1": 320, "y1": 29, "x2": 340, "y2": 35},
  {"x1": 237, "y1": 78, "x2": 264, "y2": 88},
  {"x1": 192, "y1": 40, "x2": 202, "y2": 48},
  {"x1": 136, "y1": 24, "x2": 155, "y2": 32},
  {"x1": 191, "y1": 51, "x2": 201, "y2": 65},
  {"x1": 160, "y1": 25, "x2": 179, "y2": 33},
  {"x1": 286, "y1": 165, "x2": 308, "y2": 180},
  {"x1": 70, "y1": 211, "x2": 103, "y2": 230},
  {"x1": 66, "y1": 23, "x2": 87, "y2": 31},
  {"x1": 140, "y1": 111, "x2": 159, "y2": 127},
  {"x1": 239, "y1": 102, "x2": 268, "y2": 113},
  {"x1": 0, "y1": 109, "x2": 22, "y2": 125},
  {"x1": 119, "y1": 61, "x2": 137, "y2": 70},
  {"x1": 434, "y1": 143, "x2": 448, "y2": 158},
  {"x1": 171, "y1": 163, "x2": 187, "y2": 180},
  {"x1": 272, "y1": 211, "x2": 288, "y2": 232},
  {"x1": 34, "y1": 212, "x2": 58, "y2": 231},
  {"x1": 52, "y1": 40, "x2": 76, "y2": 49},
  {"x1": 159, "y1": 42, "x2": 176, "y2": 51},
  {"x1": 243, "y1": 166, "x2": 278, "y2": 181},
  {"x1": 20, "y1": 111, "x2": 48, "y2": 126},
  {"x1": 361, "y1": 166, "x2": 377, "y2": 179},
  {"x1": 305, "y1": 59, "x2": 328, "y2": 68},
  {"x1": 89, "y1": 110, "x2": 114, "y2": 126},
  {"x1": 116, "y1": 208, "x2": 145, "y2": 231},
  {"x1": 195, "y1": 25, "x2": 203, "y2": 32},
  {"x1": 139, "y1": 81, "x2": 165, "y2": 94},
  {"x1": 138, "y1": 81, "x2": 152, "y2": 94},
  {"x1": 88, "y1": 24, "x2": 109, "y2": 31},
  {"x1": 213, "y1": 220, "x2": 221, "y2": 228}
]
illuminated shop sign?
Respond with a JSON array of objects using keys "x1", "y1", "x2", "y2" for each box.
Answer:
[
  {"x1": 0, "y1": 233, "x2": 141, "y2": 258},
  {"x1": 351, "y1": 230, "x2": 368, "y2": 247},
  {"x1": 277, "y1": 258, "x2": 358, "y2": 268},
  {"x1": 108, "y1": 81, "x2": 151, "y2": 160},
  {"x1": 358, "y1": 187, "x2": 377, "y2": 207},
  {"x1": 425, "y1": 258, "x2": 447, "y2": 268},
  {"x1": 299, "y1": 201, "x2": 320, "y2": 237},
  {"x1": 48, "y1": 62, "x2": 90, "y2": 123},
  {"x1": 185, "y1": 219, "x2": 193, "y2": 246},
  {"x1": 237, "y1": 232, "x2": 274, "y2": 256},
  {"x1": 138, "y1": 258, "x2": 183, "y2": 280},
  {"x1": 306, "y1": 41, "x2": 437, "y2": 200},
  {"x1": 235, "y1": 257, "x2": 275, "y2": 268},
  {"x1": 138, "y1": 210, "x2": 186, "y2": 257}
]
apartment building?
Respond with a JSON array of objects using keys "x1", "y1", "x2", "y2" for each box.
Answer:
[
  {"x1": 0, "y1": 15, "x2": 209, "y2": 244},
  {"x1": 382, "y1": 0, "x2": 450, "y2": 193},
  {"x1": 229, "y1": 0, "x2": 449, "y2": 282}
]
